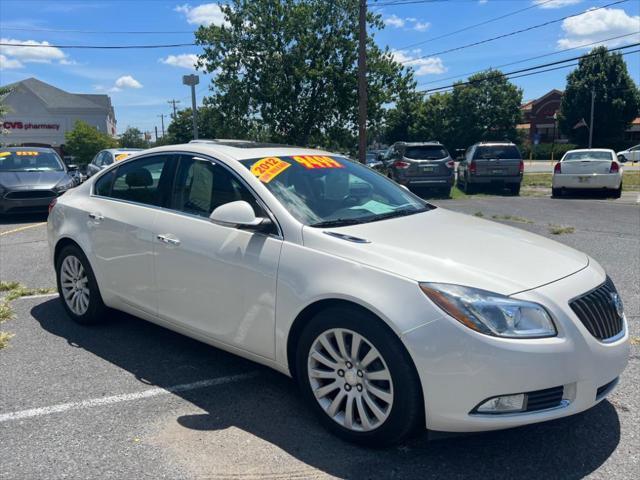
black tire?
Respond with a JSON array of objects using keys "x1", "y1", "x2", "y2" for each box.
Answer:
[
  {"x1": 296, "y1": 305, "x2": 424, "y2": 446},
  {"x1": 613, "y1": 184, "x2": 622, "y2": 199},
  {"x1": 438, "y1": 186, "x2": 451, "y2": 198},
  {"x1": 551, "y1": 187, "x2": 563, "y2": 198},
  {"x1": 509, "y1": 183, "x2": 521, "y2": 196},
  {"x1": 55, "y1": 244, "x2": 107, "y2": 325},
  {"x1": 461, "y1": 176, "x2": 474, "y2": 194},
  {"x1": 617, "y1": 155, "x2": 627, "y2": 163}
]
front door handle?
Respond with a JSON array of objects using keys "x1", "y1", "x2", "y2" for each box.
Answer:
[
  {"x1": 157, "y1": 234, "x2": 181, "y2": 246},
  {"x1": 88, "y1": 212, "x2": 104, "y2": 221}
]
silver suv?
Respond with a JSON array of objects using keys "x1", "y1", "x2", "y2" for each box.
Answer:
[
  {"x1": 384, "y1": 142, "x2": 454, "y2": 196},
  {"x1": 457, "y1": 142, "x2": 523, "y2": 195}
]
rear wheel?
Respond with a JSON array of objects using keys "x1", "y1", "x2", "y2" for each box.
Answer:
[
  {"x1": 509, "y1": 183, "x2": 521, "y2": 196},
  {"x1": 55, "y1": 244, "x2": 107, "y2": 325},
  {"x1": 551, "y1": 187, "x2": 563, "y2": 198},
  {"x1": 461, "y1": 176, "x2": 474, "y2": 194},
  {"x1": 296, "y1": 306, "x2": 423, "y2": 446},
  {"x1": 613, "y1": 183, "x2": 622, "y2": 198}
]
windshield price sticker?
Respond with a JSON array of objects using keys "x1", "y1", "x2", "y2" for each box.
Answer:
[
  {"x1": 16, "y1": 151, "x2": 40, "y2": 156},
  {"x1": 251, "y1": 157, "x2": 291, "y2": 183},
  {"x1": 115, "y1": 153, "x2": 132, "y2": 162},
  {"x1": 293, "y1": 155, "x2": 344, "y2": 169},
  {"x1": 0, "y1": 152, "x2": 10, "y2": 157}
]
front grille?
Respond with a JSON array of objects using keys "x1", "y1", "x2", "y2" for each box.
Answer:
[
  {"x1": 4, "y1": 190, "x2": 56, "y2": 199},
  {"x1": 570, "y1": 277, "x2": 624, "y2": 341},
  {"x1": 596, "y1": 378, "x2": 618, "y2": 399},
  {"x1": 525, "y1": 386, "x2": 564, "y2": 412}
]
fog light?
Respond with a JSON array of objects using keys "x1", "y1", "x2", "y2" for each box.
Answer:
[{"x1": 476, "y1": 394, "x2": 525, "y2": 413}]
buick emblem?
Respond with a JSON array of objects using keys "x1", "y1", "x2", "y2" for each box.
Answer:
[{"x1": 610, "y1": 292, "x2": 624, "y2": 318}]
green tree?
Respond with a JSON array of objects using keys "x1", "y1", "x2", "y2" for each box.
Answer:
[
  {"x1": 447, "y1": 69, "x2": 523, "y2": 151},
  {"x1": 411, "y1": 92, "x2": 453, "y2": 147},
  {"x1": 64, "y1": 120, "x2": 117, "y2": 165},
  {"x1": 0, "y1": 86, "x2": 11, "y2": 120},
  {"x1": 119, "y1": 127, "x2": 150, "y2": 149},
  {"x1": 559, "y1": 46, "x2": 640, "y2": 148},
  {"x1": 165, "y1": 105, "x2": 230, "y2": 144},
  {"x1": 195, "y1": 0, "x2": 412, "y2": 149}
]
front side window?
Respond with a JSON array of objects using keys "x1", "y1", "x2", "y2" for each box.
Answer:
[
  {"x1": 105, "y1": 155, "x2": 174, "y2": 206},
  {"x1": 101, "y1": 152, "x2": 114, "y2": 166},
  {"x1": 0, "y1": 150, "x2": 64, "y2": 172},
  {"x1": 171, "y1": 155, "x2": 263, "y2": 218},
  {"x1": 240, "y1": 155, "x2": 430, "y2": 227}
]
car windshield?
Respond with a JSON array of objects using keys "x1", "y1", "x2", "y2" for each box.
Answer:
[
  {"x1": 0, "y1": 150, "x2": 64, "y2": 172},
  {"x1": 365, "y1": 153, "x2": 378, "y2": 163},
  {"x1": 563, "y1": 151, "x2": 613, "y2": 161},
  {"x1": 474, "y1": 145, "x2": 521, "y2": 160},
  {"x1": 240, "y1": 154, "x2": 431, "y2": 227},
  {"x1": 404, "y1": 146, "x2": 448, "y2": 160}
]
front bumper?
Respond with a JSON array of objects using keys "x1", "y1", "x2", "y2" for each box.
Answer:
[
  {"x1": 0, "y1": 194, "x2": 57, "y2": 214},
  {"x1": 552, "y1": 173, "x2": 621, "y2": 190},
  {"x1": 403, "y1": 264, "x2": 629, "y2": 432}
]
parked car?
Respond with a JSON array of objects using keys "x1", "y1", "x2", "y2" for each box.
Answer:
[
  {"x1": 457, "y1": 142, "x2": 523, "y2": 195},
  {"x1": 365, "y1": 151, "x2": 386, "y2": 173},
  {"x1": 48, "y1": 142, "x2": 629, "y2": 446},
  {"x1": 384, "y1": 141, "x2": 454, "y2": 196},
  {"x1": 552, "y1": 149, "x2": 622, "y2": 198},
  {"x1": 86, "y1": 148, "x2": 144, "y2": 178},
  {"x1": 616, "y1": 144, "x2": 640, "y2": 163},
  {"x1": 0, "y1": 147, "x2": 78, "y2": 215}
]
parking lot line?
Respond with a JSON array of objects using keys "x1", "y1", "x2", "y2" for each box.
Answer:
[
  {"x1": 0, "y1": 371, "x2": 258, "y2": 423},
  {"x1": 0, "y1": 222, "x2": 47, "y2": 237}
]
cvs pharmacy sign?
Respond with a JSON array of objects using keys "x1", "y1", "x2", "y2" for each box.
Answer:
[{"x1": 3, "y1": 121, "x2": 60, "y2": 130}]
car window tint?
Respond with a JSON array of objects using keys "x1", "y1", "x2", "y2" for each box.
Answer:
[
  {"x1": 474, "y1": 146, "x2": 521, "y2": 160},
  {"x1": 109, "y1": 155, "x2": 172, "y2": 206},
  {"x1": 94, "y1": 170, "x2": 114, "y2": 196},
  {"x1": 171, "y1": 156, "x2": 263, "y2": 218},
  {"x1": 102, "y1": 153, "x2": 114, "y2": 166},
  {"x1": 404, "y1": 146, "x2": 449, "y2": 160}
]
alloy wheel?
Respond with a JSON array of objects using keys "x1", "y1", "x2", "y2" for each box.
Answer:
[
  {"x1": 307, "y1": 328, "x2": 394, "y2": 432},
  {"x1": 60, "y1": 255, "x2": 90, "y2": 316}
]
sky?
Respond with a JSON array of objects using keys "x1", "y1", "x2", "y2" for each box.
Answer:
[{"x1": 0, "y1": 0, "x2": 638, "y2": 135}]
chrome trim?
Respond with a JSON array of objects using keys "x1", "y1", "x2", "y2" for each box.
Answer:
[
  {"x1": 470, "y1": 400, "x2": 571, "y2": 418},
  {"x1": 323, "y1": 231, "x2": 371, "y2": 244}
]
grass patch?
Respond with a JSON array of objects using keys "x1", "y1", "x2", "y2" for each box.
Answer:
[
  {"x1": 0, "y1": 331, "x2": 14, "y2": 350},
  {"x1": 548, "y1": 224, "x2": 576, "y2": 235},
  {"x1": 473, "y1": 211, "x2": 484, "y2": 217},
  {"x1": 0, "y1": 281, "x2": 21, "y2": 292},
  {"x1": 4, "y1": 286, "x2": 56, "y2": 302},
  {"x1": 523, "y1": 172, "x2": 640, "y2": 191},
  {"x1": 491, "y1": 214, "x2": 534, "y2": 224},
  {"x1": 0, "y1": 302, "x2": 12, "y2": 323}
]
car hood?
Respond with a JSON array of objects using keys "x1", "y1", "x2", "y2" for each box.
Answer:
[
  {"x1": 0, "y1": 170, "x2": 68, "y2": 189},
  {"x1": 302, "y1": 208, "x2": 589, "y2": 296}
]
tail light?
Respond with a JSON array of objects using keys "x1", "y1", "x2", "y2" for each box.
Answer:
[
  {"x1": 48, "y1": 197, "x2": 57, "y2": 214},
  {"x1": 554, "y1": 162, "x2": 562, "y2": 174},
  {"x1": 469, "y1": 161, "x2": 477, "y2": 174},
  {"x1": 610, "y1": 161, "x2": 619, "y2": 173},
  {"x1": 519, "y1": 160, "x2": 524, "y2": 174},
  {"x1": 446, "y1": 160, "x2": 455, "y2": 169},
  {"x1": 393, "y1": 160, "x2": 411, "y2": 169}
]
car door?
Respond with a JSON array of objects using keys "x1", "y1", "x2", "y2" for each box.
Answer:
[
  {"x1": 152, "y1": 153, "x2": 283, "y2": 359},
  {"x1": 88, "y1": 153, "x2": 177, "y2": 315}
]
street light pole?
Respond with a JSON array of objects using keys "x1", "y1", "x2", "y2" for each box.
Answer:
[
  {"x1": 357, "y1": 0, "x2": 367, "y2": 164},
  {"x1": 158, "y1": 114, "x2": 165, "y2": 137},
  {"x1": 588, "y1": 88, "x2": 595, "y2": 148},
  {"x1": 182, "y1": 75, "x2": 199, "y2": 140}
]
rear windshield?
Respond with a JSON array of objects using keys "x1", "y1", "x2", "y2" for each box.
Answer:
[
  {"x1": 404, "y1": 146, "x2": 449, "y2": 160},
  {"x1": 563, "y1": 151, "x2": 613, "y2": 161},
  {"x1": 0, "y1": 150, "x2": 64, "y2": 172},
  {"x1": 474, "y1": 145, "x2": 521, "y2": 160}
]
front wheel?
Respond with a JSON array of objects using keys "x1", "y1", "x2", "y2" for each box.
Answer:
[{"x1": 296, "y1": 306, "x2": 424, "y2": 446}]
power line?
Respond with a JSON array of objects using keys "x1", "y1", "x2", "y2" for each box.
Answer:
[
  {"x1": 402, "y1": 0, "x2": 630, "y2": 63},
  {"x1": 417, "y1": 45, "x2": 640, "y2": 94},
  {"x1": 0, "y1": 41, "x2": 197, "y2": 49},
  {"x1": 0, "y1": 26, "x2": 195, "y2": 34},
  {"x1": 417, "y1": 32, "x2": 640, "y2": 88}
]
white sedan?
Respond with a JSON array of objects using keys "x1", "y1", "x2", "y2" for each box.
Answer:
[
  {"x1": 48, "y1": 141, "x2": 629, "y2": 445},
  {"x1": 552, "y1": 149, "x2": 623, "y2": 198},
  {"x1": 616, "y1": 144, "x2": 640, "y2": 163}
]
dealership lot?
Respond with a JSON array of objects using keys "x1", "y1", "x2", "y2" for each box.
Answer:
[{"x1": 1, "y1": 195, "x2": 638, "y2": 479}]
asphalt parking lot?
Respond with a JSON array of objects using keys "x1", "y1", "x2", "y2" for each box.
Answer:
[{"x1": 1, "y1": 193, "x2": 638, "y2": 480}]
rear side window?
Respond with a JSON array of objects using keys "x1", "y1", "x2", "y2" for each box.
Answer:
[
  {"x1": 474, "y1": 145, "x2": 521, "y2": 160},
  {"x1": 404, "y1": 146, "x2": 449, "y2": 160}
]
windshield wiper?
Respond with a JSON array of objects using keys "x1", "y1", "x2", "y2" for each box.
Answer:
[
  {"x1": 310, "y1": 218, "x2": 368, "y2": 228},
  {"x1": 368, "y1": 208, "x2": 427, "y2": 223}
]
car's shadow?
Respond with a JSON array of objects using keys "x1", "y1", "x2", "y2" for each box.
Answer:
[
  {"x1": 31, "y1": 299, "x2": 621, "y2": 479},
  {"x1": 0, "y1": 212, "x2": 48, "y2": 225}
]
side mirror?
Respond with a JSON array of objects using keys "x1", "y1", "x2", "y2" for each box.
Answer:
[{"x1": 209, "y1": 200, "x2": 271, "y2": 231}]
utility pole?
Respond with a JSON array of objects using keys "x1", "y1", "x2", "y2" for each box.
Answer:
[
  {"x1": 182, "y1": 74, "x2": 199, "y2": 140},
  {"x1": 168, "y1": 99, "x2": 181, "y2": 119},
  {"x1": 588, "y1": 88, "x2": 595, "y2": 149},
  {"x1": 154, "y1": 126, "x2": 158, "y2": 141},
  {"x1": 357, "y1": 0, "x2": 367, "y2": 164},
  {"x1": 158, "y1": 114, "x2": 166, "y2": 136}
]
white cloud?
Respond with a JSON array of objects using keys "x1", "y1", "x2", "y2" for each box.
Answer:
[
  {"x1": 391, "y1": 50, "x2": 446, "y2": 76},
  {"x1": 0, "y1": 38, "x2": 67, "y2": 65},
  {"x1": 114, "y1": 75, "x2": 143, "y2": 89},
  {"x1": 557, "y1": 7, "x2": 640, "y2": 49},
  {"x1": 160, "y1": 53, "x2": 199, "y2": 70},
  {"x1": 385, "y1": 14, "x2": 405, "y2": 28},
  {"x1": 414, "y1": 22, "x2": 430, "y2": 32},
  {"x1": 0, "y1": 54, "x2": 23, "y2": 69},
  {"x1": 478, "y1": 0, "x2": 488, "y2": 4},
  {"x1": 175, "y1": 3, "x2": 227, "y2": 26},
  {"x1": 534, "y1": 0, "x2": 582, "y2": 9}
]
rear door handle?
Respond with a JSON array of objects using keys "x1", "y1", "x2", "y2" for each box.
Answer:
[
  {"x1": 88, "y1": 212, "x2": 104, "y2": 221},
  {"x1": 157, "y1": 234, "x2": 181, "y2": 246}
]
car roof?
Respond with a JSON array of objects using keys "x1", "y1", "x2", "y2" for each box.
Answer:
[
  {"x1": 394, "y1": 141, "x2": 442, "y2": 146},
  {"x1": 105, "y1": 148, "x2": 144, "y2": 153},
  {"x1": 565, "y1": 148, "x2": 615, "y2": 153},
  {"x1": 137, "y1": 142, "x2": 336, "y2": 162},
  {"x1": 474, "y1": 142, "x2": 516, "y2": 146}
]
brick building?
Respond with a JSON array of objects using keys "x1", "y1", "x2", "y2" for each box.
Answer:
[{"x1": 518, "y1": 89, "x2": 566, "y2": 144}]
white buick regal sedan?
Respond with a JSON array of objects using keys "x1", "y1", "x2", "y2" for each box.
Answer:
[{"x1": 48, "y1": 141, "x2": 629, "y2": 446}]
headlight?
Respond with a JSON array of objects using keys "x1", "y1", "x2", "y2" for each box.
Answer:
[
  {"x1": 420, "y1": 283, "x2": 556, "y2": 338},
  {"x1": 53, "y1": 178, "x2": 75, "y2": 193}
]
